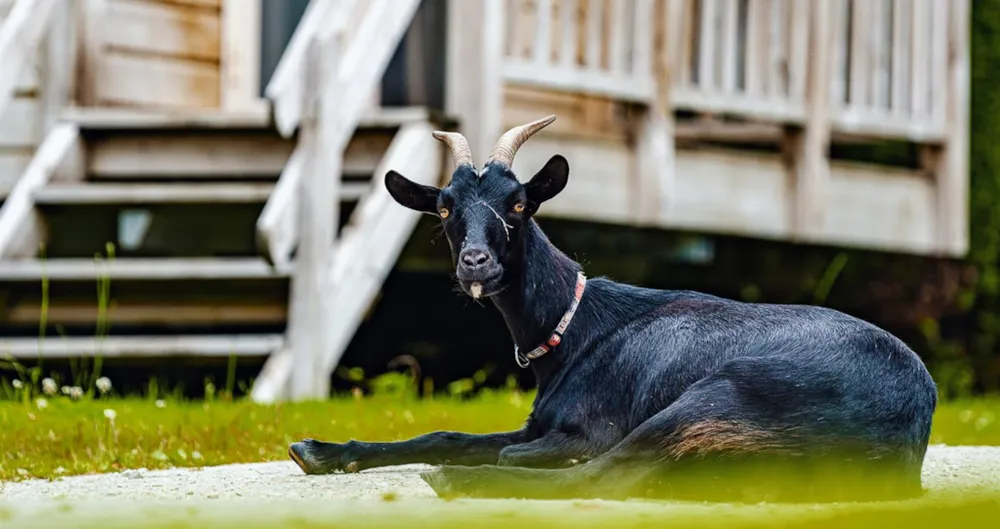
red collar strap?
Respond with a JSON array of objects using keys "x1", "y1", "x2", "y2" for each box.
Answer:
[{"x1": 515, "y1": 271, "x2": 587, "y2": 368}]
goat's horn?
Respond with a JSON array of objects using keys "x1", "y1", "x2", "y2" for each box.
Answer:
[
  {"x1": 432, "y1": 131, "x2": 474, "y2": 168},
  {"x1": 487, "y1": 115, "x2": 557, "y2": 168}
]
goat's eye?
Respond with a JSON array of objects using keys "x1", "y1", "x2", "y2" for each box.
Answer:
[
  {"x1": 513, "y1": 203, "x2": 525, "y2": 214},
  {"x1": 438, "y1": 207, "x2": 450, "y2": 219}
]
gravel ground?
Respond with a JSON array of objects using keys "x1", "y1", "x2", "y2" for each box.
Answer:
[{"x1": 2, "y1": 444, "x2": 1000, "y2": 502}]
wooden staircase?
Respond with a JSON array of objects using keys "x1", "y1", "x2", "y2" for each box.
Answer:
[
  {"x1": 0, "y1": 0, "x2": 441, "y2": 401},
  {"x1": 0, "y1": 107, "x2": 437, "y2": 362}
]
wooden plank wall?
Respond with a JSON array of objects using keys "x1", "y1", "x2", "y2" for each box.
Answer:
[
  {"x1": 0, "y1": 0, "x2": 46, "y2": 195},
  {"x1": 79, "y1": 0, "x2": 222, "y2": 109}
]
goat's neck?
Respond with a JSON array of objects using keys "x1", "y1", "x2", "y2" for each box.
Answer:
[{"x1": 491, "y1": 220, "x2": 581, "y2": 371}]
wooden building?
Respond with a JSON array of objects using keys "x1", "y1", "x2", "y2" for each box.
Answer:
[{"x1": 0, "y1": 0, "x2": 970, "y2": 401}]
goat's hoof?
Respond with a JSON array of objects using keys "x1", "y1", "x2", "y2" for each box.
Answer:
[{"x1": 289, "y1": 439, "x2": 346, "y2": 475}]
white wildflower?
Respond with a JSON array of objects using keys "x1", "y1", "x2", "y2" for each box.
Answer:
[
  {"x1": 11, "y1": 379, "x2": 23, "y2": 390},
  {"x1": 35, "y1": 398, "x2": 48, "y2": 409},
  {"x1": 61, "y1": 385, "x2": 71, "y2": 395},
  {"x1": 95, "y1": 377, "x2": 112, "y2": 394},
  {"x1": 155, "y1": 399, "x2": 167, "y2": 409},
  {"x1": 68, "y1": 386, "x2": 83, "y2": 400},
  {"x1": 42, "y1": 378, "x2": 57, "y2": 396},
  {"x1": 103, "y1": 409, "x2": 117, "y2": 421}
]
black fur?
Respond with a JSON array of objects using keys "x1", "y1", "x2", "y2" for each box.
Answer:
[{"x1": 290, "y1": 154, "x2": 938, "y2": 503}]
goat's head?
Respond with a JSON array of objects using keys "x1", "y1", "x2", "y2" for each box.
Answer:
[{"x1": 385, "y1": 115, "x2": 568, "y2": 299}]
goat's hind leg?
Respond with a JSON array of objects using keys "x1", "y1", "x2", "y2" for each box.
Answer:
[{"x1": 421, "y1": 358, "x2": 926, "y2": 501}]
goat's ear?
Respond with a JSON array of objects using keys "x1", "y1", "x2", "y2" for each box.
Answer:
[
  {"x1": 524, "y1": 155, "x2": 569, "y2": 210},
  {"x1": 385, "y1": 170, "x2": 441, "y2": 214}
]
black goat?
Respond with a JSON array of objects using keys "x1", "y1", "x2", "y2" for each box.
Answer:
[{"x1": 288, "y1": 115, "x2": 938, "y2": 503}]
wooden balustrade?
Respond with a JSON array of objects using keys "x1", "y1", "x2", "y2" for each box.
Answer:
[
  {"x1": 829, "y1": 0, "x2": 953, "y2": 142},
  {"x1": 503, "y1": 0, "x2": 656, "y2": 103},
  {"x1": 500, "y1": 0, "x2": 962, "y2": 145}
]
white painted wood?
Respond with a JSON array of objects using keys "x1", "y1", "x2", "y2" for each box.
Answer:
[
  {"x1": 672, "y1": 87, "x2": 806, "y2": 123},
  {"x1": 221, "y1": 0, "x2": 266, "y2": 113},
  {"x1": 534, "y1": 0, "x2": 551, "y2": 65},
  {"x1": 0, "y1": 123, "x2": 80, "y2": 258},
  {"x1": 910, "y1": 0, "x2": 928, "y2": 118},
  {"x1": 631, "y1": 0, "x2": 653, "y2": 86},
  {"x1": 608, "y1": 0, "x2": 629, "y2": 75},
  {"x1": 447, "y1": 0, "x2": 505, "y2": 168},
  {"x1": 320, "y1": 121, "x2": 442, "y2": 374},
  {"x1": 891, "y1": 0, "x2": 910, "y2": 116},
  {"x1": 30, "y1": 183, "x2": 371, "y2": 204},
  {"x1": 791, "y1": 0, "x2": 833, "y2": 237},
  {"x1": 584, "y1": 0, "x2": 601, "y2": 69},
  {"x1": 285, "y1": 35, "x2": 339, "y2": 400},
  {"x1": 106, "y1": 0, "x2": 220, "y2": 61},
  {"x1": 329, "y1": 0, "x2": 423, "y2": 151},
  {"x1": 504, "y1": 62, "x2": 654, "y2": 102},
  {"x1": 745, "y1": 0, "x2": 764, "y2": 95},
  {"x1": 250, "y1": 347, "x2": 293, "y2": 403},
  {"x1": 768, "y1": 0, "x2": 787, "y2": 97},
  {"x1": 263, "y1": 0, "x2": 338, "y2": 137},
  {"x1": 938, "y1": 0, "x2": 970, "y2": 257},
  {"x1": 871, "y1": 0, "x2": 891, "y2": 110},
  {"x1": 0, "y1": 97, "x2": 41, "y2": 147},
  {"x1": 97, "y1": 52, "x2": 220, "y2": 109},
  {"x1": 40, "y1": 0, "x2": 76, "y2": 130},
  {"x1": 787, "y1": 0, "x2": 809, "y2": 100},
  {"x1": 720, "y1": 0, "x2": 739, "y2": 92},
  {"x1": 697, "y1": 0, "x2": 718, "y2": 89},
  {"x1": 0, "y1": 0, "x2": 60, "y2": 122},
  {"x1": 0, "y1": 257, "x2": 289, "y2": 280},
  {"x1": 559, "y1": 0, "x2": 577, "y2": 68},
  {"x1": 256, "y1": 145, "x2": 304, "y2": 269},
  {"x1": 848, "y1": 0, "x2": 870, "y2": 109},
  {"x1": 829, "y1": 0, "x2": 849, "y2": 106},
  {"x1": 929, "y1": 0, "x2": 949, "y2": 129},
  {"x1": 0, "y1": 335, "x2": 284, "y2": 359},
  {"x1": 88, "y1": 133, "x2": 293, "y2": 179}
]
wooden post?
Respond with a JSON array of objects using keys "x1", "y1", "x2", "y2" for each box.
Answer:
[
  {"x1": 445, "y1": 0, "x2": 505, "y2": 168},
  {"x1": 634, "y1": 0, "x2": 678, "y2": 225},
  {"x1": 286, "y1": 35, "x2": 339, "y2": 400},
  {"x1": 221, "y1": 0, "x2": 267, "y2": 114},
  {"x1": 75, "y1": 0, "x2": 107, "y2": 106},
  {"x1": 936, "y1": 0, "x2": 970, "y2": 257},
  {"x1": 41, "y1": 0, "x2": 77, "y2": 127},
  {"x1": 789, "y1": 0, "x2": 833, "y2": 239}
]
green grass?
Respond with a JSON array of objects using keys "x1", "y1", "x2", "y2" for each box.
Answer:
[
  {"x1": 0, "y1": 386, "x2": 533, "y2": 482},
  {"x1": 1, "y1": 383, "x2": 999, "y2": 483}
]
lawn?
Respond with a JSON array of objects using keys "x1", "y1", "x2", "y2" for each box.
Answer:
[
  {"x1": 1, "y1": 382, "x2": 999, "y2": 482},
  {"x1": 1, "y1": 383, "x2": 1000, "y2": 528}
]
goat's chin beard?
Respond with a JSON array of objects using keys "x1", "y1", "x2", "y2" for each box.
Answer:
[{"x1": 459, "y1": 276, "x2": 505, "y2": 300}]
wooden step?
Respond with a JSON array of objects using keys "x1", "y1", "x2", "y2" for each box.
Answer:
[
  {"x1": 0, "y1": 258, "x2": 290, "y2": 281},
  {"x1": 0, "y1": 334, "x2": 284, "y2": 359},
  {"x1": 33, "y1": 182, "x2": 370, "y2": 205},
  {"x1": 62, "y1": 106, "x2": 445, "y2": 131}
]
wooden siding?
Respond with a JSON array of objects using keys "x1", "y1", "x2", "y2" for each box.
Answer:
[
  {"x1": 79, "y1": 0, "x2": 222, "y2": 109},
  {"x1": 0, "y1": 0, "x2": 46, "y2": 195}
]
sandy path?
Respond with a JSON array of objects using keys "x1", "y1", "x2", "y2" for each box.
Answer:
[{"x1": 3, "y1": 445, "x2": 1000, "y2": 502}]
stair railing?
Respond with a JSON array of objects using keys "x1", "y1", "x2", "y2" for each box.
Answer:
[{"x1": 252, "y1": 0, "x2": 424, "y2": 401}]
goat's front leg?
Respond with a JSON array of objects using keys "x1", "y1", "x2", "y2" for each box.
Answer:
[
  {"x1": 288, "y1": 429, "x2": 527, "y2": 475},
  {"x1": 498, "y1": 432, "x2": 603, "y2": 468}
]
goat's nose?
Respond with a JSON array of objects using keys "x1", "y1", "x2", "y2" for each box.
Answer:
[{"x1": 460, "y1": 250, "x2": 491, "y2": 268}]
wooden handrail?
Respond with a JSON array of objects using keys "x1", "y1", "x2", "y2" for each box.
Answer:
[
  {"x1": 257, "y1": 0, "x2": 423, "y2": 268},
  {"x1": 0, "y1": 0, "x2": 60, "y2": 125}
]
